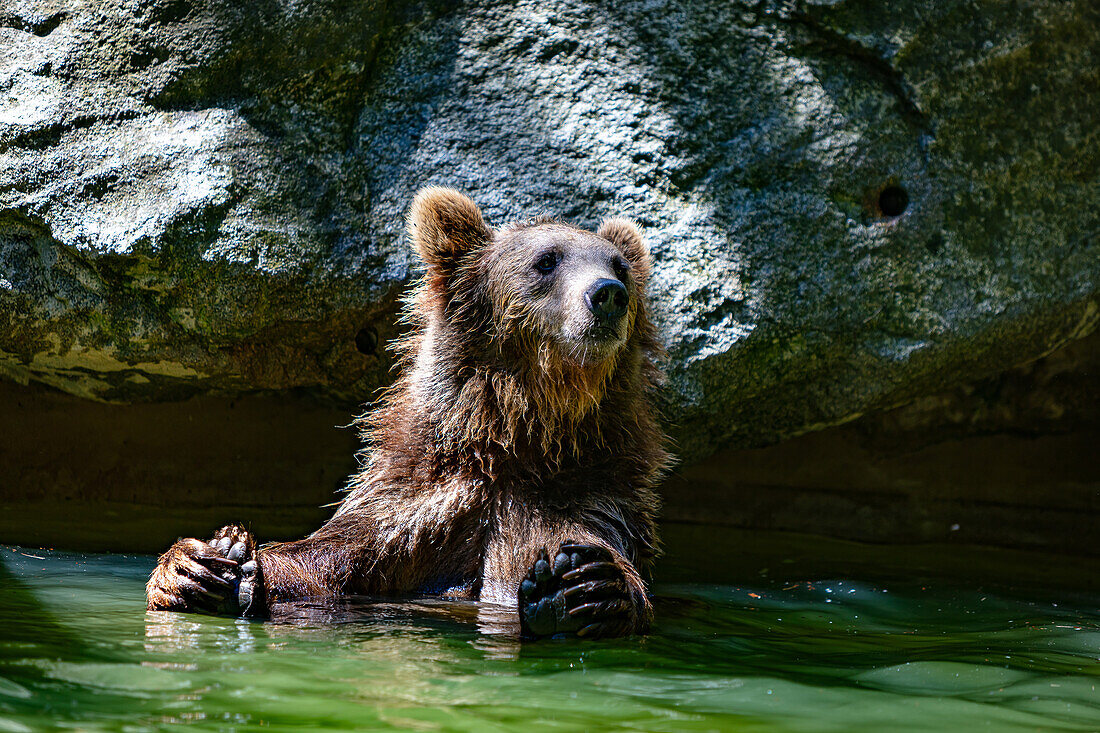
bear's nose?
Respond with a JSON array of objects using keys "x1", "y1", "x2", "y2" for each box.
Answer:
[{"x1": 585, "y1": 278, "x2": 629, "y2": 323}]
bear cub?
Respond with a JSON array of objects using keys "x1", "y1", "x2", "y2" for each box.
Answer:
[{"x1": 147, "y1": 188, "x2": 670, "y2": 639}]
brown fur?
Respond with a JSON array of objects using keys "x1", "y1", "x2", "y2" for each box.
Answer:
[{"x1": 148, "y1": 188, "x2": 670, "y2": 635}]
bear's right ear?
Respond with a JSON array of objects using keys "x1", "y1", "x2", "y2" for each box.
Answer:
[
  {"x1": 597, "y1": 217, "x2": 652, "y2": 284},
  {"x1": 407, "y1": 187, "x2": 492, "y2": 279}
]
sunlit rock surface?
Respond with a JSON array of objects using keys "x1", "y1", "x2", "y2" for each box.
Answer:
[{"x1": 2, "y1": 0, "x2": 1098, "y2": 460}]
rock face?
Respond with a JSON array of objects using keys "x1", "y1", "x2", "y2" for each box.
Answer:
[{"x1": 2, "y1": 0, "x2": 1098, "y2": 460}]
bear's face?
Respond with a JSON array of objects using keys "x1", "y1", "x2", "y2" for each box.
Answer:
[
  {"x1": 408, "y1": 188, "x2": 652, "y2": 371},
  {"x1": 483, "y1": 223, "x2": 639, "y2": 366}
]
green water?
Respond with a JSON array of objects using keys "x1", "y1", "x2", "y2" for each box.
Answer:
[{"x1": 2, "y1": 531, "x2": 1099, "y2": 732}]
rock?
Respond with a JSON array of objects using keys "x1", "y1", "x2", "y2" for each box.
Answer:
[
  {"x1": 662, "y1": 328, "x2": 1100, "y2": 551},
  {"x1": 1, "y1": 0, "x2": 1097, "y2": 460}
]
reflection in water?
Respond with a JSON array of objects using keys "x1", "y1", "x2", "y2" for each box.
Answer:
[
  {"x1": 144, "y1": 597, "x2": 528, "y2": 662},
  {"x1": 475, "y1": 603, "x2": 524, "y2": 661},
  {"x1": 144, "y1": 611, "x2": 258, "y2": 658},
  {"x1": 3, "y1": 544, "x2": 1100, "y2": 732}
]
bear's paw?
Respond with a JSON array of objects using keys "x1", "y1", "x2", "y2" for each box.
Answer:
[
  {"x1": 518, "y1": 541, "x2": 634, "y2": 639},
  {"x1": 146, "y1": 524, "x2": 266, "y2": 617}
]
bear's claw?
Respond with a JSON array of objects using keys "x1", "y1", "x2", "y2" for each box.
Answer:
[
  {"x1": 147, "y1": 524, "x2": 267, "y2": 617},
  {"x1": 518, "y1": 541, "x2": 634, "y2": 639}
]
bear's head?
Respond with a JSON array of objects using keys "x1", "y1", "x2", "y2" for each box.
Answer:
[{"x1": 401, "y1": 187, "x2": 659, "y2": 455}]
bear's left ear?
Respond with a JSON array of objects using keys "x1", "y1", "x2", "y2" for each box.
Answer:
[
  {"x1": 407, "y1": 187, "x2": 493, "y2": 280},
  {"x1": 597, "y1": 217, "x2": 652, "y2": 284}
]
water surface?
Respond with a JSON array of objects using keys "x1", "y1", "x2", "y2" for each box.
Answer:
[{"x1": 2, "y1": 529, "x2": 1098, "y2": 731}]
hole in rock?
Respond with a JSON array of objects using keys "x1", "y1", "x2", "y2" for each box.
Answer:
[
  {"x1": 354, "y1": 327, "x2": 378, "y2": 355},
  {"x1": 878, "y1": 185, "x2": 908, "y2": 217}
]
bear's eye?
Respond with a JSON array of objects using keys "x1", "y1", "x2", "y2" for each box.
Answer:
[
  {"x1": 534, "y1": 252, "x2": 559, "y2": 275},
  {"x1": 613, "y1": 257, "x2": 630, "y2": 280}
]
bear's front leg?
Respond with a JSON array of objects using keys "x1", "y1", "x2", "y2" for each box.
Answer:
[
  {"x1": 146, "y1": 524, "x2": 267, "y2": 617},
  {"x1": 518, "y1": 542, "x2": 652, "y2": 639}
]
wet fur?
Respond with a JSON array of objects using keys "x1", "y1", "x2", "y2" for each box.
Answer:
[{"x1": 149, "y1": 188, "x2": 670, "y2": 634}]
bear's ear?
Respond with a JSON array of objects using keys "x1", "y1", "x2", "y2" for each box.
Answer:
[
  {"x1": 597, "y1": 217, "x2": 652, "y2": 284},
  {"x1": 407, "y1": 187, "x2": 492, "y2": 277}
]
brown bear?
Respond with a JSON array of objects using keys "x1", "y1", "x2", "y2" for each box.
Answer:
[{"x1": 146, "y1": 187, "x2": 670, "y2": 639}]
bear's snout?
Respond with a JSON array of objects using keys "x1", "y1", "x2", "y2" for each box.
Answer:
[{"x1": 584, "y1": 278, "x2": 629, "y2": 326}]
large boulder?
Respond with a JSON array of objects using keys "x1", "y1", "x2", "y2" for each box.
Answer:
[{"x1": 2, "y1": 0, "x2": 1097, "y2": 460}]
